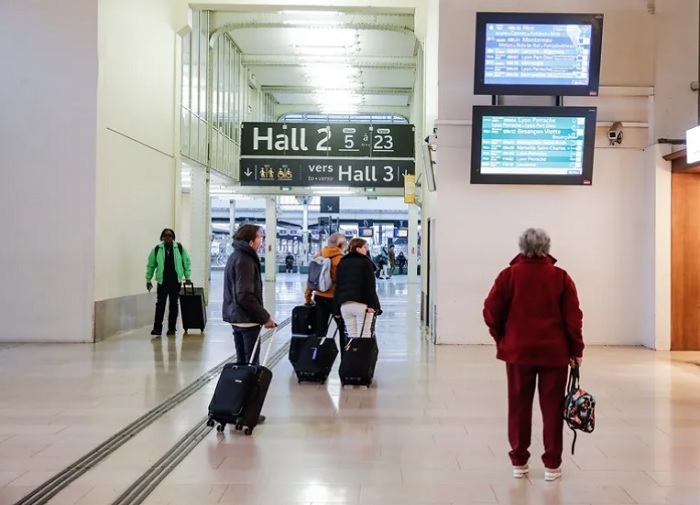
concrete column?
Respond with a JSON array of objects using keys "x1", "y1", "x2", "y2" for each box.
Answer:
[
  {"x1": 229, "y1": 200, "x2": 236, "y2": 236},
  {"x1": 189, "y1": 166, "x2": 209, "y2": 289},
  {"x1": 265, "y1": 196, "x2": 277, "y2": 282},
  {"x1": 302, "y1": 201, "x2": 309, "y2": 265},
  {"x1": 408, "y1": 204, "x2": 420, "y2": 284}
]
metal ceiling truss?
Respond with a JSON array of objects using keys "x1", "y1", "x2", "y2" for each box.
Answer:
[
  {"x1": 210, "y1": 22, "x2": 415, "y2": 45},
  {"x1": 263, "y1": 86, "x2": 413, "y2": 96},
  {"x1": 241, "y1": 54, "x2": 416, "y2": 70}
]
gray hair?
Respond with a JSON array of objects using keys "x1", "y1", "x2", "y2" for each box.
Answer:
[
  {"x1": 518, "y1": 228, "x2": 551, "y2": 258},
  {"x1": 327, "y1": 232, "x2": 346, "y2": 247}
]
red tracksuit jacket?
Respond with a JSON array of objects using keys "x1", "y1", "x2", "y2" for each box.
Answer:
[{"x1": 483, "y1": 254, "x2": 584, "y2": 366}]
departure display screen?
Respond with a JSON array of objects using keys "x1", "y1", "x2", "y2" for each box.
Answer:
[
  {"x1": 480, "y1": 115, "x2": 586, "y2": 175},
  {"x1": 473, "y1": 13, "x2": 603, "y2": 96},
  {"x1": 484, "y1": 23, "x2": 593, "y2": 87},
  {"x1": 470, "y1": 106, "x2": 597, "y2": 186}
]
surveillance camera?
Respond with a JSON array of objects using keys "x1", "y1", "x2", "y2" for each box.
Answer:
[{"x1": 608, "y1": 121, "x2": 623, "y2": 146}]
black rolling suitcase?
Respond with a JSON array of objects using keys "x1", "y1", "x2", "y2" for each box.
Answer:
[
  {"x1": 293, "y1": 325, "x2": 339, "y2": 384},
  {"x1": 289, "y1": 304, "x2": 317, "y2": 364},
  {"x1": 179, "y1": 283, "x2": 207, "y2": 333},
  {"x1": 339, "y1": 312, "x2": 378, "y2": 387},
  {"x1": 207, "y1": 328, "x2": 275, "y2": 435}
]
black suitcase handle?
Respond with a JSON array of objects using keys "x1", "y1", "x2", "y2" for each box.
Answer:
[{"x1": 182, "y1": 282, "x2": 195, "y2": 295}]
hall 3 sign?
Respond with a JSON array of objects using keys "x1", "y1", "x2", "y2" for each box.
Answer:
[{"x1": 239, "y1": 158, "x2": 415, "y2": 188}]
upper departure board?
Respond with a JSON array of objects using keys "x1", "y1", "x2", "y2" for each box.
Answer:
[{"x1": 474, "y1": 12, "x2": 604, "y2": 96}]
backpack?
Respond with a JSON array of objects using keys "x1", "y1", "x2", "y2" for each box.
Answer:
[
  {"x1": 307, "y1": 256, "x2": 333, "y2": 292},
  {"x1": 563, "y1": 366, "x2": 596, "y2": 454},
  {"x1": 155, "y1": 243, "x2": 183, "y2": 255}
]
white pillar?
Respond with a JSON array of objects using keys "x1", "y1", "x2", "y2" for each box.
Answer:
[
  {"x1": 408, "y1": 203, "x2": 420, "y2": 284},
  {"x1": 229, "y1": 200, "x2": 236, "y2": 236},
  {"x1": 302, "y1": 201, "x2": 309, "y2": 265},
  {"x1": 265, "y1": 196, "x2": 277, "y2": 282},
  {"x1": 189, "y1": 166, "x2": 209, "y2": 289}
]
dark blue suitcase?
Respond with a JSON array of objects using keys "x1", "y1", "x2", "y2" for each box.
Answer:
[
  {"x1": 293, "y1": 328, "x2": 339, "y2": 384},
  {"x1": 207, "y1": 330, "x2": 274, "y2": 435},
  {"x1": 339, "y1": 313, "x2": 378, "y2": 387}
]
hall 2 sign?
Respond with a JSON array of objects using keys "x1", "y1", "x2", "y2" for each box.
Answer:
[{"x1": 240, "y1": 122, "x2": 415, "y2": 159}]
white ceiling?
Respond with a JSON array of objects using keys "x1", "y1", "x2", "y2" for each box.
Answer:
[{"x1": 210, "y1": 10, "x2": 418, "y2": 116}]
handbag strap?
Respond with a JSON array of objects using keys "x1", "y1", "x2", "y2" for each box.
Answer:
[{"x1": 568, "y1": 365, "x2": 580, "y2": 393}]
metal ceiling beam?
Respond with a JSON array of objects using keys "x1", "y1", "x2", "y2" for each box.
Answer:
[
  {"x1": 242, "y1": 54, "x2": 416, "y2": 70},
  {"x1": 263, "y1": 86, "x2": 413, "y2": 96},
  {"x1": 210, "y1": 22, "x2": 415, "y2": 45}
]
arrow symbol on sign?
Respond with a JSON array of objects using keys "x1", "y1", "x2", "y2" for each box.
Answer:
[{"x1": 244, "y1": 169, "x2": 252, "y2": 177}]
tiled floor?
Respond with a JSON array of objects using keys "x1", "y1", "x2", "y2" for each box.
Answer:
[{"x1": 2, "y1": 274, "x2": 700, "y2": 504}]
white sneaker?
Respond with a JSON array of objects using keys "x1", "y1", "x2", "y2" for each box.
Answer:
[
  {"x1": 512, "y1": 465, "x2": 529, "y2": 478},
  {"x1": 544, "y1": 468, "x2": 562, "y2": 481}
]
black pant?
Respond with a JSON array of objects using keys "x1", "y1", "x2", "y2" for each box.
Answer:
[
  {"x1": 233, "y1": 325, "x2": 262, "y2": 364},
  {"x1": 153, "y1": 282, "x2": 180, "y2": 332},
  {"x1": 313, "y1": 295, "x2": 347, "y2": 353}
]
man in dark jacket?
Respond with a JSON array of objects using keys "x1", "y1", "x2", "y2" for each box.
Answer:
[{"x1": 222, "y1": 224, "x2": 276, "y2": 365}]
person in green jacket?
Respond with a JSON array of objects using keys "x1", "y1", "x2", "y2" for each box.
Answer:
[{"x1": 146, "y1": 228, "x2": 192, "y2": 336}]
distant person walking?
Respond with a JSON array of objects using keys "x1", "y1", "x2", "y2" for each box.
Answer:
[
  {"x1": 388, "y1": 245, "x2": 396, "y2": 278},
  {"x1": 396, "y1": 251, "x2": 407, "y2": 275},
  {"x1": 146, "y1": 228, "x2": 192, "y2": 336}
]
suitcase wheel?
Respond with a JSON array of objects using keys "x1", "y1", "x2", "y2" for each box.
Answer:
[
  {"x1": 235, "y1": 424, "x2": 242, "y2": 431},
  {"x1": 216, "y1": 424, "x2": 225, "y2": 433},
  {"x1": 206, "y1": 419, "x2": 215, "y2": 427},
  {"x1": 244, "y1": 427, "x2": 253, "y2": 436}
]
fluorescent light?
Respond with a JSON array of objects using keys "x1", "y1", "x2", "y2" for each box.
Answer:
[
  {"x1": 311, "y1": 186, "x2": 355, "y2": 195},
  {"x1": 312, "y1": 189, "x2": 355, "y2": 195},
  {"x1": 280, "y1": 10, "x2": 342, "y2": 16},
  {"x1": 284, "y1": 19, "x2": 342, "y2": 26},
  {"x1": 295, "y1": 46, "x2": 358, "y2": 56}
]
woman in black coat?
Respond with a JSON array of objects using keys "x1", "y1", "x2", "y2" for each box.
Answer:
[{"x1": 334, "y1": 238, "x2": 381, "y2": 339}]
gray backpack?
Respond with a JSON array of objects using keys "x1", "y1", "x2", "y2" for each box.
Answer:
[{"x1": 307, "y1": 256, "x2": 333, "y2": 292}]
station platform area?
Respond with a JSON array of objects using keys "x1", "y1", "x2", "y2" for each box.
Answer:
[{"x1": 2, "y1": 275, "x2": 700, "y2": 505}]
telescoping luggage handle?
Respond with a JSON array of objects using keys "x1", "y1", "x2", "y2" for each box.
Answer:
[
  {"x1": 250, "y1": 324, "x2": 277, "y2": 367},
  {"x1": 344, "y1": 309, "x2": 375, "y2": 351},
  {"x1": 182, "y1": 281, "x2": 195, "y2": 296}
]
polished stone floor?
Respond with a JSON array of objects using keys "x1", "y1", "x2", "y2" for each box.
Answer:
[{"x1": 2, "y1": 274, "x2": 700, "y2": 504}]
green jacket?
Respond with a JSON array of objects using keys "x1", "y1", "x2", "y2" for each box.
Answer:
[{"x1": 146, "y1": 242, "x2": 191, "y2": 284}]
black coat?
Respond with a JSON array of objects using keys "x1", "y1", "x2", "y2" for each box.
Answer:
[
  {"x1": 334, "y1": 252, "x2": 381, "y2": 312},
  {"x1": 222, "y1": 240, "x2": 270, "y2": 325}
]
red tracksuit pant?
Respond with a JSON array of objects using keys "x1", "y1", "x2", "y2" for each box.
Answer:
[{"x1": 506, "y1": 363, "x2": 568, "y2": 469}]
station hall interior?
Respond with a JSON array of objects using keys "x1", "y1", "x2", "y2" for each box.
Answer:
[{"x1": 4, "y1": 0, "x2": 700, "y2": 504}]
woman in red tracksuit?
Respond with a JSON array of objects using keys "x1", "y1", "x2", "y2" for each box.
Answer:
[{"x1": 483, "y1": 228, "x2": 584, "y2": 482}]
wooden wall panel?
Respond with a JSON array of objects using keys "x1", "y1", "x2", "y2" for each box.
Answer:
[{"x1": 671, "y1": 172, "x2": 700, "y2": 350}]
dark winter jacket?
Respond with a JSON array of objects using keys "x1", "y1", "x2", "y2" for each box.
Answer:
[
  {"x1": 483, "y1": 254, "x2": 584, "y2": 366},
  {"x1": 222, "y1": 240, "x2": 270, "y2": 325},
  {"x1": 334, "y1": 252, "x2": 381, "y2": 313}
]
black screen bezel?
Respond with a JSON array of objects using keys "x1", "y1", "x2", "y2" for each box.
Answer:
[
  {"x1": 470, "y1": 105, "x2": 597, "y2": 186},
  {"x1": 473, "y1": 12, "x2": 604, "y2": 97}
]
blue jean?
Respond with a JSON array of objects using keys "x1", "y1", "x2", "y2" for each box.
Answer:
[{"x1": 232, "y1": 325, "x2": 262, "y2": 364}]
